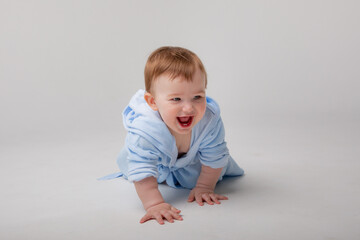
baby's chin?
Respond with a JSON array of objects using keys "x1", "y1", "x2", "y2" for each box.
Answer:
[{"x1": 168, "y1": 122, "x2": 194, "y2": 136}]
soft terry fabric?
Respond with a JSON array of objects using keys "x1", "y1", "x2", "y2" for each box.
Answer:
[{"x1": 112, "y1": 89, "x2": 244, "y2": 189}]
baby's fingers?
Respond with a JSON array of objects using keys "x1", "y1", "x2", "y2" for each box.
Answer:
[
  {"x1": 162, "y1": 212, "x2": 174, "y2": 223},
  {"x1": 202, "y1": 194, "x2": 214, "y2": 205},
  {"x1": 162, "y1": 209, "x2": 183, "y2": 223},
  {"x1": 195, "y1": 194, "x2": 205, "y2": 206},
  {"x1": 171, "y1": 206, "x2": 181, "y2": 213},
  {"x1": 140, "y1": 213, "x2": 164, "y2": 225},
  {"x1": 140, "y1": 213, "x2": 153, "y2": 224},
  {"x1": 215, "y1": 194, "x2": 229, "y2": 201},
  {"x1": 154, "y1": 213, "x2": 165, "y2": 225},
  {"x1": 170, "y1": 210, "x2": 183, "y2": 221},
  {"x1": 187, "y1": 191, "x2": 195, "y2": 202},
  {"x1": 209, "y1": 193, "x2": 221, "y2": 204}
]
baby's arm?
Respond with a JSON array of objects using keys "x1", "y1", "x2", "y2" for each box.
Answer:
[
  {"x1": 134, "y1": 177, "x2": 183, "y2": 224},
  {"x1": 188, "y1": 165, "x2": 228, "y2": 206}
]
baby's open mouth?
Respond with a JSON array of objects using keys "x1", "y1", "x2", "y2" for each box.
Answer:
[{"x1": 177, "y1": 116, "x2": 193, "y2": 127}]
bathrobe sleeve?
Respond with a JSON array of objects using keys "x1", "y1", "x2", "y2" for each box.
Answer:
[
  {"x1": 125, "y1": 132, "x2": 160, "y2": 182},
  {"x1": 198, "y1": 116, "x2": 230, "y2": 169}
]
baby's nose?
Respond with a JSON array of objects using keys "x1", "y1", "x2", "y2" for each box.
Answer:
[{"x1": 182, "y1": 102, "x2": 194, "y2": 113}]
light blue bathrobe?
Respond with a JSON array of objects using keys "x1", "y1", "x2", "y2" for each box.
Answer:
[{"x1": 104, "y1": 89, "x2": 244, "y2": 189}]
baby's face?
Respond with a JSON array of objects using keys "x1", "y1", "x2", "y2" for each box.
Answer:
[{"x1": 148, "y1": 68, "x2": 207, "y2": 137}]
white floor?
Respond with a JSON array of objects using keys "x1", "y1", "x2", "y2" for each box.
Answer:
[{"x1": 1, "y1": 116, "x2": 359, "y2": 240}]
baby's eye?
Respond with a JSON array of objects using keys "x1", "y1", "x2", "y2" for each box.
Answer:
[
  {"x1": 193, "y1": 95, "x2": 203, "y2": 100},
  {"x1": 171, "y1": 97, "x2": 181, "y2": 101}
]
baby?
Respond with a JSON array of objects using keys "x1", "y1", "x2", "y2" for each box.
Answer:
[{"x1": 109, "y1": 46, "x2": 244, "y2": 224}]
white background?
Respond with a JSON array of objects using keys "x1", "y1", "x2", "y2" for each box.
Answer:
[{"x1": 1, "y1": 1, "x2": 359, "y2": 239}]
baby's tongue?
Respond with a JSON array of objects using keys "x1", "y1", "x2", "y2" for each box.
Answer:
[{"x1": 178, "y1": 117, "x2": 190, "y2": 123}]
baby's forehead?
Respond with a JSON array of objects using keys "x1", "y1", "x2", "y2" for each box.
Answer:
[
  {"x1": 153, "y1": 74, "x2": 192, "y2": 87},
  {"x1": 154, "y1": 71, "x2": 205, "y2": 88},
  {"x1": 156, "y1": 67, "x2": 205, "y2": 81},
  {"x1": 154, "y1": 73, "x2": 205, "y2": 88},
  {"x1": 162, "y1": 72, "x2": 192, "y2": 81}
]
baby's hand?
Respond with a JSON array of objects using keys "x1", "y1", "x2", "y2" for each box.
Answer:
[
  {"x1": 187, "y1": 187, "x2": 228, "y2": 206},
  {"x1": 140, "y1": 203, "x2": 183, "y2": 225}
]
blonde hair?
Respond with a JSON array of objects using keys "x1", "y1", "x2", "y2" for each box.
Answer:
[{"x1": 144, "y1": 46, "x2": 207, "y2": 92}]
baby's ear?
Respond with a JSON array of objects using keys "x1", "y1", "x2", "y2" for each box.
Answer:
[{"x1": 144, "y1": 92, "x2": 158, "y2": 111}]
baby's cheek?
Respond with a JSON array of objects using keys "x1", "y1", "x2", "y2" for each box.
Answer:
[{"x1": 199, "y1": 105, "x2": 206, "y2": 118}]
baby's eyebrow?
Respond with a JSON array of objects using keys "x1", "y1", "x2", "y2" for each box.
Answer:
[
  {"x1": 167, "y1": 93, "x2": 182, "y2": 98},
  {"x1": 194, "y1": 90, "x2": 206, "y2": 95},
  {"x1": 191, "y1": 90, "x2": 206, "y2": 96}
]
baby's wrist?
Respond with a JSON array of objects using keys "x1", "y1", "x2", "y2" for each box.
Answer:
[
  {"x1": 195, "y1": 183, "x2": 215, "y2": 191},
  {"x1": 145, "y1": 201, "x2": 166, "y2": 211}
]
